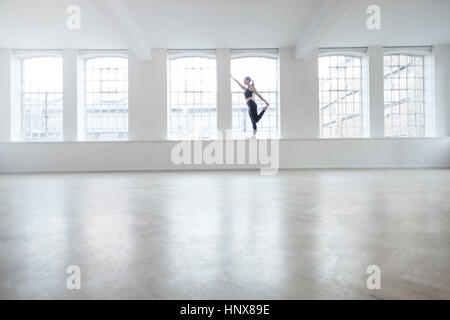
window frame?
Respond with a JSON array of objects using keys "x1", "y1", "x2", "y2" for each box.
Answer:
[
  {"x1": 318, "y1": 49, "x2": 370, "y2": 139},
  {"x1": 382, "y1": 47, "x2": 434, "y2": 138},
  {"x1": 16, "y1": 51, "x2": 64, "y2": 142},
  {"x1": 230, "y1": 51, "x2": 280, "y2": 139},
  {"x1": 167, "y1": 51, "x2": 218, "y2": 141},
  {"x1": 80, "y1": 52, "x2": 129, "y2": 141}
]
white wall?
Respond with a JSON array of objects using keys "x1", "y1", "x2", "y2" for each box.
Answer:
[
  {"x1": 280, "y1": 47, "x2": 319, "y2": 139},
  {"x1": 0, "y1": 48, "x2": 11, "y2": 142},
  {"x1": 434, "y1": 44, "x2": 450, "y2": 137},
  {"x1": 368, "y1": 46, "x2": 385, "y2": 138},
  {"x1": 0, "y1": 46, "x2": 450, "y2": 173},
  {"x1": 63, "y1": 49, "x2": 78, "y2": 141},
  {"x1": 0, "y1": 139, "x2": 449, "y2": 173},
  {"x1": 216, "y1": 48, "x2": 232, "y2": 133},
  {"x1": 128, "y1": 49, "x2": 168, "y2": 140}
]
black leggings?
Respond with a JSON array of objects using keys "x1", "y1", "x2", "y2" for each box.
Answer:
[{"x1": 247, "y1": 100, "x2": 265, "y2": 132}]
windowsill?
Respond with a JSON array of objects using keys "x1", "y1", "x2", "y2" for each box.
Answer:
[{"x1": 1, "y1": 137, "x2": 449, "y2": 144}]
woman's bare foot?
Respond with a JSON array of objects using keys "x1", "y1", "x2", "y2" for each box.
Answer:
[{"x1": 263, "y1": 103, "x2": 270, "y2": 111}]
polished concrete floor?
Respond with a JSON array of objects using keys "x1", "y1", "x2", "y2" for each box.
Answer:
[{"x1": 0, "y1": 169, "x2": 449, "y2": 300}]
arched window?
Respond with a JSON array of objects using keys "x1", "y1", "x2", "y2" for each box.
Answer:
[
  {"x1": 83, "y1": 56, "x2": 128, "y2": 141},
  {"x1": 168, "y1": 55, "x2": 217, "y2": 140},
  {"x1": 384, "y1": 52, "x2": 427, "y2": 137},
  {"x1": 318, "y1": 54, "x2": 366, "y2": 138},
  {"x1": 21, "y1": 56, "x2": 63, "y2": 141},
  {"x1": 231, "y1": 55, "x2": 279, "y2": 139}
]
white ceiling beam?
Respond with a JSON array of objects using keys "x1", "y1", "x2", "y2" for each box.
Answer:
[
  {"x1": 99, "y1": 0, "x2": 152, "y2": 61},
  {"x1": 295, "y1": 0, "x2": 356, "y2": 59}
]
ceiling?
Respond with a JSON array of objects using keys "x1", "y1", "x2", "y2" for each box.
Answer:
[
  {"x1": 0, "y1": 0, "x2": 324, "y2": 49},
  {"x1": 125, "y1": 0, "x2": 324, "y2": 48},
  {"x1": 0, "y1": 0, "x2": 449, "y2": 54},
  {"x1": 320, "y1": 0, "x2": 450, "y2": 47}
]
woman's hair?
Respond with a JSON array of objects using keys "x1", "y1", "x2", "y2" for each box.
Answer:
[{"x1": 244, "y1": 76, "x2": 255, "y2": 86}]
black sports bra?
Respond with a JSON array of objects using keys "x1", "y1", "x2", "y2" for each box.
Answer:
[{"x1": 244, "y1": 87, "x2": 253, "y2": 99}]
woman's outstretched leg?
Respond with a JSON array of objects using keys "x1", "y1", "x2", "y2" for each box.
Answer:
[
  {"x1": 255, "y1": 109, "x2": 266, "y2": 123},
  {"x1": 248, "y1": 100, "x2": 268, "y2": 138}
]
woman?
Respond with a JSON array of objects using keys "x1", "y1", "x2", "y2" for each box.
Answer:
[{"x1": 231, "y1": 76, "x2": 270, "y2": 138}]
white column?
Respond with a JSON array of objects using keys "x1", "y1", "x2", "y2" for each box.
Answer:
[
  {"x1": 216, "y1": 48, "x2": 232, "y2": 136},
  {"x1": 434, "y1": 44, "x2": 450, "y2": 137},
  {"x1": 62, "y1": 49, "x2": 79, "y2": 141},
  {"x1": 129, "y1": 49, "x2": 167, "y2": 140},
  {"x1": 368, "y1": 46, "x2": 385, "y2": 138},
  {"x1": 0, "y1": 49, "x2": 11, "y2": 142},
  {"x1": 280, "y1": 47, "x2": 319, "y2": 139}
]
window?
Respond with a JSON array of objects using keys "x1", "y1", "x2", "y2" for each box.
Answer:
[
  {"x1": 318, "y1": 53, "x2": 367, "y2": 138},
  {"x1": 384, "y1": 52, "x2": 427, "y2": 137},
  {"x1": 83, "y1": 55, "x2": 128, "y2": 140},
  {"x1": 21, "y1": 56, "x2": 63, "y2": 141},
  {"x1": 168, "y1": 53, "x2": 217, "y2": 140},
  {"x1": 231, "y1": 55, "x2": 279, "y2": 139}
]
